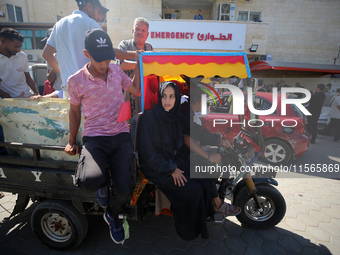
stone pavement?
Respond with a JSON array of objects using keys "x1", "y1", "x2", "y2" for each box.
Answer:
[{"x1": 0, "y1": 135, "x2": 339, "y2": 255}]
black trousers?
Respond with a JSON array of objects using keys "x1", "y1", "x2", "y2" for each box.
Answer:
[
  {"x1": 307, "y1": 115, "x2": 320, "y2": 142},
  {"x1": 76, "y1": 133, "x2": 133, "y2": 215},
  {"x1": 0, "y1": 124, "x2": 7, "y2": 155}
]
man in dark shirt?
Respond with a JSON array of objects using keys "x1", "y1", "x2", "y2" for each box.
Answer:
[
  {"x1": 117, "y1": 17, "x2": 153, "y2": 119},
  {"x1": 180, "y1": 87, "x2": 240, "y2": 217},
  {"x1": 307, "y1": 84, "x2": 326, "y2": 144},
  {"x1": 256, "y1": 79, "x2": 267, "y2": 92}
]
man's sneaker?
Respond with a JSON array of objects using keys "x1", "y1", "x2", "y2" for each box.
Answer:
[
  {"x1": 97, "y1": 186, "x2": 110, "y2": 208},
  {"x1": 103, "y1": 212, "x2": 125, "y2": 244}
]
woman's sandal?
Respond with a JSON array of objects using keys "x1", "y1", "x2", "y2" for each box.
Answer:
[
  {"x1": 0, "y1": 192, "x2": 4, "y2": 199},
  {"x1": 217, "y1": 202, "x2": 241, "y2": 216}
]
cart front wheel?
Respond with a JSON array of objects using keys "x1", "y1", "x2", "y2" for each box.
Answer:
[{"x1": 234, "y1": 184, "x2": 286, "y2": 229}]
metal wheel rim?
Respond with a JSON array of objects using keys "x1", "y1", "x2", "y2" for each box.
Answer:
[
  {"x1": 41, "y1": 213, "x2": 72, "y2": 243},
  {"x1": 264, "y1": 144, "x2": 286, "y2": 163},
  {"x1": 244, "y1": 196, "x2": 275, "y2": 222}
]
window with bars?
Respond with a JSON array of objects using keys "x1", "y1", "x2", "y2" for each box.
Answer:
[
  {"x1": 35, "y1": 30, "x2": 47, "y2": 49},
  {"x1": 18, "y1": 30, "x2": 33, "y2": 50},
  {"x1": 6, "y1": 4, "x2": 23, "y2": 22},
  {"x1": 14, "y1": 30, "x2": 49, "y2": 50},
  {"x1": 237, "y1": 11, "x2": 261, "y2": 22},
  {"x1": 219, "y1": 4, "x2": 231, "y2": 21}
]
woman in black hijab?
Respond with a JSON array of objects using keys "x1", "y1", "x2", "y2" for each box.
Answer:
[{"x1": 137, "y1": 81, "x2": 209, "y2": 240}]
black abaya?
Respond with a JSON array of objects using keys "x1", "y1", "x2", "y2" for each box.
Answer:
[{"x1": 137, "y1": 82, "x2": 209, "y2": 240}]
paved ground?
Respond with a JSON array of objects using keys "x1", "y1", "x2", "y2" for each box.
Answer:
[{"x1": 0, "y1": 135, "x2": 339, "y2": 255}]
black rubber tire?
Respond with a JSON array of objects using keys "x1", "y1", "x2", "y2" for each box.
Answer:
[
  {"x1": 31, "y1": 199, "x2": 88, "y2": 250},
  {"x1": 234, "y1": 184, "x2": 286, "y2": 229},
  {"x1": 262, "y1": 138, "x2": 292, "y2": 165}
]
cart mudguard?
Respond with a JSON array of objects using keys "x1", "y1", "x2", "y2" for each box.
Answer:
[
  {"x1": 231, "y1": 178, "x2": 278, "y2": 204},
  {"x1": 10, "y1": 193, "x2": 30, "y2": 218}
]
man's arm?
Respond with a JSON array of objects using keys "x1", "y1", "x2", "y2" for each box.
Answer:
[
  {"x1": 65, "y1": 104, "x2": 81, "y2": 155},
  {"x1": 184, "y1": 135, "x2": 209, "y2": 159},
  {"x1": 183, "y1": 135, "x2": 221, "y2": 164},
  {"x1": 119, "y1": 60, "x2": 137, "y2": 71},
  {"x1": 24, "y1": 72, "x2": 39, "y2": 95},
  {"x1": 47, "y1": 68, "x2": 56, "y2": 84},
  {"x1": 0, "y1": 78, "x2": 11, "y2": 97},
  {"x1": 30, "y1": 92, "x2": 59, "y2": 100},
  {"x1": 42, "y1": 44, "x2": 60, "y2": 74},
  {"x1": 113, "y1": 48, "x2": 137, "y2": 60},
  {"x1": 127, "y1": 57, "x2": 140, "y2": 96},
  {"x1": 0, "y1": 89, "x2": 11, "y2": 98}
]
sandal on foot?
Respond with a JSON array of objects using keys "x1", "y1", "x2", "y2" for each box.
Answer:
[{"x1": 217, "y1": 202, "x2": 241, "y2": 216}]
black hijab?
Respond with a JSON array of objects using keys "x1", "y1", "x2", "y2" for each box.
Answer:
[
  {"x1": 151, "y1": 81, "x2": 183, "y2": 159},
  {"x1": 153, "y1": 82, "x2": 181, "y2": 123}
]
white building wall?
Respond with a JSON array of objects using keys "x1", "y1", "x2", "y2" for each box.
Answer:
[
  {"x1": 264, "y1": 0, "x2": 340, "y2": 65},
  {"x1": 29, "y1": 0, "x2": 77, "y2": 23},
  {"x1": 212, "y1": 0, "x2": 340, "y2": 65},
  {"x1": 0, "y1": 0, "x2": 30, "y2": 23},
  {"x1": 105, "y1": 0, "x2": 162, "y2": 48},
  {"x1": 1, "y1": 0, "x2": 339, "y2": 67},
  {"x1": 0, "y1": 0, "x2": 77, "y2": 23}
]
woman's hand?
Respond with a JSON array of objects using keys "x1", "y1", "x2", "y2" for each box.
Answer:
[{"x1": 171, "y1": 168, "x2": 187, "y2": 187}]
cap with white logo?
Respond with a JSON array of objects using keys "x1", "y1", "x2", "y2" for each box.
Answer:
[{"x1": 84, "y1": 28, "x2": 116, "y2": 62}]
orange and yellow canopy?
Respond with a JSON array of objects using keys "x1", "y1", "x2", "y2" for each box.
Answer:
[{"x1": 140, "y1": 52, "x2": 250, "y2": 79}]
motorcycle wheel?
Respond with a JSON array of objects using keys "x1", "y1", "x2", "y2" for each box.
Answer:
[{"x1": 234, "y1": 184, "x2": 286, "y2": 229}]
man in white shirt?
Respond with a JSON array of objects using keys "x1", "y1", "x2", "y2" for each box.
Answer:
[
  {"x1": 328, "y1": 89, "x2": 340, "y2": 142},
  {"x1": 30, "y1": 29, "x2": 62, "y2": 99},
  {"x1": 42, "y1": 0, "x2": 137, "y2": 99},
  {"x1": 0, "y1": 28, "x2": 39, "y2": 98}
]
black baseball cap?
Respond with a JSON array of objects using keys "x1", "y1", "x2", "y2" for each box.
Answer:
[
  {"x1": 101, "y1": 6, "x2": 109, "y2": 14},
  {"x1": 76, "y1": 0, "x2": 108, "y2": 13},
  {"x1": 84, "y1": 28, "x2": 116, "y2": 62}
]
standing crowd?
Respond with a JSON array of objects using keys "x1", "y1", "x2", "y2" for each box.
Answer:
[{"x1": 254, "y1": 80, "x2": 340, "y2": 143}]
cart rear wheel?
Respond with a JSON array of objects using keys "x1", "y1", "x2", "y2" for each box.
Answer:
[{"x1": 31, "y1": 199, "x2": 88, "y2": 249}]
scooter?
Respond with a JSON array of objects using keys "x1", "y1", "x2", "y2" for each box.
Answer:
[{"x1": 216, "y1": 128, "x2": 286, "y2": 228}]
